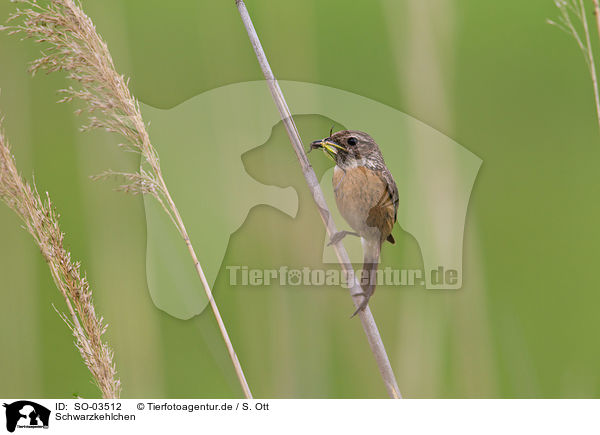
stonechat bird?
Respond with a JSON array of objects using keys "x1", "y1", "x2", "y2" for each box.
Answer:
[{"x1": 310, "y1": 130, "x2": 399, "y2": 316}]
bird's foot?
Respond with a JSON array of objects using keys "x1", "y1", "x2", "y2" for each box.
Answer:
[
  {"x1": 350, "y1": 292, "x2": 372, "y2": 318},
  {"x1": 328, "y1": 230, "x2": 360, "y2": 246}
]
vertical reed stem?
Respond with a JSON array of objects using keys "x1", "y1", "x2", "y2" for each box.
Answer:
[
  {"x1": 593, "y1": 0, "x2": 600, "y2": 41},
  {"x1": 235, "y1": 0, "x2": 402, "y2": 398}
]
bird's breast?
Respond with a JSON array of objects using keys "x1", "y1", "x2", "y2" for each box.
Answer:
[{"x1": 332, "y1": 165, "x2": 395, "y2": 241}]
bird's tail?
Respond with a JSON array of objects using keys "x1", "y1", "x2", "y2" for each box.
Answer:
[{"x1": 353, "y1": 237, "x2": 381, "y2": 316}]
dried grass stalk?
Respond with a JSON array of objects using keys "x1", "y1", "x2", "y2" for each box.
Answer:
[
  {"x1": 549, "y1": 0, "x2": 600, "y2": 130},
  {"x1": 0, "y1": 119, "x2": 120, "y2": 399},
  {"x1": 2, "y1": 0, "x2": 253, "y2": 398}
]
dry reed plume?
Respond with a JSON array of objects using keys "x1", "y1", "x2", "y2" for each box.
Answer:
[
  {"x1": 0, "y1": 118, "x2": 120, "y2": 399},
  {"x1": 2, "y1": 0, "x2": 253, "y2": 398},
  {"x1": 549, "y1": 0, "x2": 600, "y2": 129}
]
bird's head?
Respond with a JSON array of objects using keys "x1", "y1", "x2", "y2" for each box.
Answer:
[{"x1": 310, "y1": 130, "x2": 383, "y2": 169}]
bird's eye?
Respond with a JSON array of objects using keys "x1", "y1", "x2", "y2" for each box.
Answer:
[{"x1": 347, "y1": 137, "x2": 357, "y2": 146}]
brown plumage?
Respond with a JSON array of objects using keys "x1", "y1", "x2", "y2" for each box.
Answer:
[{"x1": 310, "y1": 130, "x2": 398, "y2": 315}]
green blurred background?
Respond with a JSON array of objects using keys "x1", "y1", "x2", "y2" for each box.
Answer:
[{"x1": 1, "y1": 0, "x2": 599, "y2": 398}]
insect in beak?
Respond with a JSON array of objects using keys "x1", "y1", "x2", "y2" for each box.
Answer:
[{"x1": 309, "y1": 139, "x2": 346, "y2": 161}]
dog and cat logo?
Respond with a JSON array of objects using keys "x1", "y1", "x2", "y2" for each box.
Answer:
[{"x1": 3, "y1": 401, "x2": 50, "y2": 432}]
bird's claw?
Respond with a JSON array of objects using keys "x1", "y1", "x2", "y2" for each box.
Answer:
[
  {"x1": 350, "y1": 292, "x2": 371, "y2": 318},
  {"x1": 328, "y1": 230, "x2": 360, "y2": 246}
]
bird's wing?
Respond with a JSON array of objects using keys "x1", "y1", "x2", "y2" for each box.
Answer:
[
  {"x1": 379, "y1": 168, "x2": 399, "y2": 223},
  {"x1": 364, "y1": 168, "x2": 399, "y2": 243}
]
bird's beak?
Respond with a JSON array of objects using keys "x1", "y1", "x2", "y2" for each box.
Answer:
[{"x1": 310, "y1": 139, "x2": 346, "y2": 160}]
